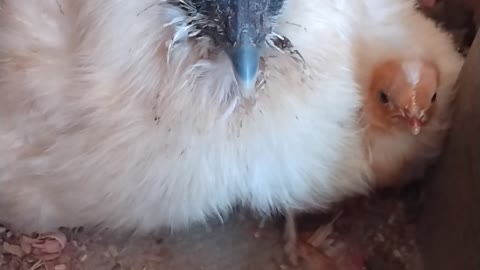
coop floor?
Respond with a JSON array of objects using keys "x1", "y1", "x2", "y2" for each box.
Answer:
[{"x1": 0, "y1": 184, "x2": 424, "y2": 270}]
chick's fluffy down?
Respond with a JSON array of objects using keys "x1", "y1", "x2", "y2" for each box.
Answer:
[{"x1": 352, "y1": 0, "x2": 464, "y2": 187}]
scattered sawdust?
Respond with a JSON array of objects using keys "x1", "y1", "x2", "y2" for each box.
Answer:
[
  {"x1": 287, "y1": 182, "x2": 425, "y2": 270},
  {"x1": 0, "y1": 229, "x2": 70, "y2": 270}
]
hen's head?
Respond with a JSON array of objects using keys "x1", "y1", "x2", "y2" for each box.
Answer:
[
  {"x1": 366, "y1": 59, "x2": 440, "y2": 135},
  {"x1": 164, "y1": 0, "x2": 298, "y2": 92}
]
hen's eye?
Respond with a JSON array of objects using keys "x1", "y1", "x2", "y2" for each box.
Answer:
[
  {"x1": 431, "y1": 93, "x2": 437, "y2": 102},
  {"x1": 379, "y1": 91, "x2": 389, "y2": 104}
]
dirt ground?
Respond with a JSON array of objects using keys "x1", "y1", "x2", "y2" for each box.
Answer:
[
  {"x1": 0, "y1": 2, "x2": 477, "y2": 270},
  {"x1": 0, "y1": 184, "x2": 427, "y2": 270}
]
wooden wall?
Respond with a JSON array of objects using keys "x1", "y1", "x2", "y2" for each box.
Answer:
[{"x1": 416, "y1": 30, "x2": 480, "y2": 270}]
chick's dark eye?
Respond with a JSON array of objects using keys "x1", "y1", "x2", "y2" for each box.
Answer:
[
  {"x1": 379, "y1": 91, "x2": 389, "y2": 104},
  {"x1": 431, "y1": 93, "x2": 437, "y2": 102}
]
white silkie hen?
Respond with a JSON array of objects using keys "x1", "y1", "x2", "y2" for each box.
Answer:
[{"x1": 0, "y1": 0, "x2": 371, "y2": 233}]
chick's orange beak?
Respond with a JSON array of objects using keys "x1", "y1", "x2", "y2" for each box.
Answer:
[
  {"x1": 408, "y1": 116, "x2": 422, "y2": 135},
  {"x1": 403, "y1": 103, "x2": 424, "y2": 135}
]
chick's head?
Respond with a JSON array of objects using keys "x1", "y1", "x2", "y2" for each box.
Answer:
[{"x1": 366, "y1": 59, "x2": 439, "y2": 135}]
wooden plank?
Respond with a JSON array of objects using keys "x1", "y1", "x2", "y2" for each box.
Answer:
[{"x1": 416, "y1": 30, "x2": 480, "y2": 270}]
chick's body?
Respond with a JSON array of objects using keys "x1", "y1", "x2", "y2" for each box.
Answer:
[
  {"x1": 353, "y1": 0, "x2": 464, "y2": 187},
  {"x1": 362, "y1": 59, "x2": 444, "y2": 187},
  {"x1": 0, "y1": 0, "x2": 370, "y2": 232}
]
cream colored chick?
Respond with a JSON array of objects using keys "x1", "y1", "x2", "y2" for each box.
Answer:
[
  {"x1": 363, "y1": 58, "x2": 451, "y2": 187},
  {"x1": 352, "y1": 0, "x2": 465, "y2": 189},
  {"x1": 0, "y1": 0, "x2": 370, "y2": 233}
]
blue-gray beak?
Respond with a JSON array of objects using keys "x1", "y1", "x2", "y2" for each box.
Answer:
[
  {"x1": 223, "y1": 1, "x2": 264, "y2": 91},
  {"x1": 227, "y1": 39, "x2": 260, "y2": 91}
]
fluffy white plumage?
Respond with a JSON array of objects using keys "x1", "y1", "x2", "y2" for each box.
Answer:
[{"x1": 0, "y1": 0, "x2": 461, "y2": 234}]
